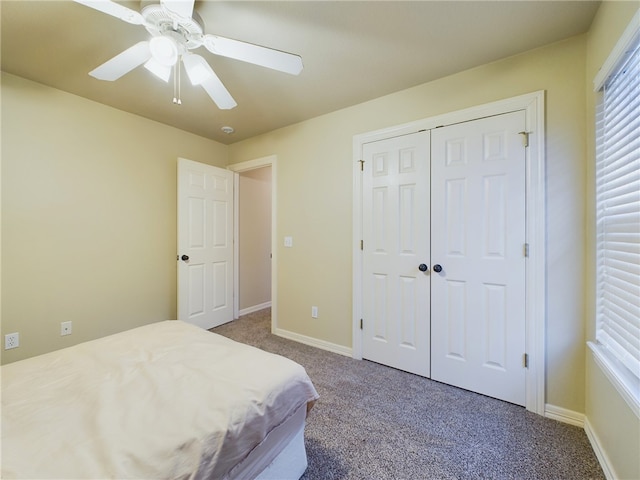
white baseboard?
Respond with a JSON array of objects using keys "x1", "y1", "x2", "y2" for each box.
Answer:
[
  {"x1": 273, "y1": 327, "x2": 352, "y2": 357},
  {"x1": 544, "y1": 404, "x2": 585, "y2": 427},
  {"x1": 239, "y1": 302, "x2": 271, "y2": 317},
  {"x1": 584, "y1": 417, "x2": 615, "y2": 480}
]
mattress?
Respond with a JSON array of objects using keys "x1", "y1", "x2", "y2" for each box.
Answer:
[{"x1": 1, "y1": 320, "x2": 319, "y2": 479}]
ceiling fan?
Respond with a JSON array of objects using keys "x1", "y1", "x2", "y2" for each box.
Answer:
[{"x1": 74, "y1": 0, "x2": 304, "y2": 109}]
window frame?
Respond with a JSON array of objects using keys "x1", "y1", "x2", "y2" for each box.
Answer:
[{"x1": 589, "y1": 8, "x2": 640, "y2": 418}]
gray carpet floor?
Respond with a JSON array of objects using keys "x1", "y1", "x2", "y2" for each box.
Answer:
[{"x1": 212, "y1": 309, "x2": 604, "y2": 480}]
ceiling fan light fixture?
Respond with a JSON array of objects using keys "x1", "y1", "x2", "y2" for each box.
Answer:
[
  {"x1": 144, "y1": 57, "x2": 172, "y2": 82},
  {"x1": 149, "y1": 36, "x2": 179, "y2": 67}
]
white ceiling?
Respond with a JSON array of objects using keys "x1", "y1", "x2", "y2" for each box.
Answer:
[{"x1": 1, "y1": 0, "x2": 600, "y2": 144}]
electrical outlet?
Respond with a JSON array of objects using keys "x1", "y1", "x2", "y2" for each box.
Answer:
[
  {"x1": 61, "y1": 321, "x2": 72, "y2": 336},
  {"x1": 5, "y1": 332, "x2": 19, "y2": 350},
  {"x1": 311, "y1": 306, "x2": 318, "y2": 318}
]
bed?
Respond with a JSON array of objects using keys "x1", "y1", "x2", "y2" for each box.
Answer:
[{"x1": 1, "y1": 320, "x2": 319, "y2": 479}]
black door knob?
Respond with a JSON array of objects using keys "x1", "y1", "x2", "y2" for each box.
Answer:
[
  {"x1": 433, "y1": 264, "x2": 443, "y2": 273},
  {"x1": 418, "y1": 264, "x2": 428, "y2": 272},
  {"x1": 181, "y1": 255, "x2": 189, "y2": 261}
]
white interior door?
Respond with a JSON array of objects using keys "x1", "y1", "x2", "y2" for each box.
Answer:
[
  {"x1": 361, "y1": 131, "x2": 431, "y2": 377},
  {"x1": 430, "y1": 111, "x2": 527, "y2": 406},
  {"x1": 178, "y1": 158, "x2": 234, "y2": 329}
]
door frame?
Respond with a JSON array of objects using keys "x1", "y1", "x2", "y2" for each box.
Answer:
[
  {"x1": 352, "y1": 91, "x2": 546, "y2": 415},
  {"x1": 228, "y1": 155, "x2": 277, "y2": 331}
]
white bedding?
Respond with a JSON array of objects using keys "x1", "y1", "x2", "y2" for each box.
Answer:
[{"x1": 1, "y1": 320, "x2": 319, "y2": 479}]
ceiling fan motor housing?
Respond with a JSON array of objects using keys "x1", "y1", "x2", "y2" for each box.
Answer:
[{"x1": 142, "y1": 4, "x2": 205, "y2": 51}]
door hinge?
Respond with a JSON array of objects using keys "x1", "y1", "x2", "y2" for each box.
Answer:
[
  {"x1": 518, "y1": 131, "x2": 530, "y2": 148},
  {"x1": 360, "y1": 318, "x2": 363, "y2": 330},
  {"x1": 359, "y1": 159, "x2": 364, "y2": 171},
  {"x1": 360, "y1": 239, "x2": 364, "y2": 250},
  {"x1": 523, "y1": 353, "x2": 529, "y2": 368},
  {"x1": 524, "y1": 243, "x2": 529, "y2": 257}
]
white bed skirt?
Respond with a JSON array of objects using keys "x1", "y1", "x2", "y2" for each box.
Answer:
[
  {"x1": 256, "y1": 404, "x2": 309, "y2": 479},
  {"x1": 225, "y1": 400, "x2": 309, "y2": 480}
]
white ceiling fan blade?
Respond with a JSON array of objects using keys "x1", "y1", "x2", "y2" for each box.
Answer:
[
  {"x1": 201, "y1": 75, "x2": 237, "y2": 110},
  {"x1": 160, "y1": 0, "x2": 194, "y2": 19},
  {"x1": 182, "y1": 54, "x2": 236, "y2": 109},
  {"x1": 203, "y1": 35, "x2": 303, "y2": 75},
  {"x1": 73, "y1": 0, "x2": 144, "y2": 25},
  {"x1": 144, "y1": 58, "x2": 172, "y2": 82},
  {"x1": 89, "y1": 41, "x2": 151, "y2": 81},
  {"x1": 183, "y1": 53, "x2": 214, "y2": 85}
]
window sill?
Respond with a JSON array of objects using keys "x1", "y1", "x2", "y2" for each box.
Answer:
[{"x1": 588, "y1": 341, "x2": 640, "y2": 419}]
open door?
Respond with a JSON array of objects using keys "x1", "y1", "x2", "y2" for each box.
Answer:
[{"x1": 177, "y1": 158, "x2": 234, "y2": 329}]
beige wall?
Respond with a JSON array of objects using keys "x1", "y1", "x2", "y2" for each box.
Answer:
[
  {"x1": 238, "y1": 167, "x2": 272, "y2": 311},
  {"x1": 1, "y1": 73, "x2": 227, "y2": 364},
  {"x1": 229, "y1": 36, "x2": 588, "y2": 412},
  {"x1": 584, "y1": 2, "x2": 639, "y2": 479}
]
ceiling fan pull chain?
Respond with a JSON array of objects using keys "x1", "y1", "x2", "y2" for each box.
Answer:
[
  {"x1": 177, "y1": 61, "x2": 182, "y2": 105},
  {"x1": 172, "y1": 61, "x2": 182, "y2": 105},
  {"x1": 172, "y1": 63, "x2": 178, "y2": 104}
]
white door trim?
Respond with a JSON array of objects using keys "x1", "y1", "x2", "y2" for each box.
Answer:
[
  {"x1": 352, "y1": 91, "x2": 546, "y2": 415},
  {"x1": 228, "y1": 155, "x2": 277, "y2": 332}
]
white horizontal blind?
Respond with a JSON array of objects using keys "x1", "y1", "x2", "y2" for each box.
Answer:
[{"x1": 595, "y1": 34, "x2": 640, "y2": 381}]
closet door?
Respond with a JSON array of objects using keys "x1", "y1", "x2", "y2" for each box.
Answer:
[
  {"x1": 430, "y1": 111, "x2": 527, "y2": 406},
  {"x1": 361, "y1": 131, "x2": 431, "y2": 377}
]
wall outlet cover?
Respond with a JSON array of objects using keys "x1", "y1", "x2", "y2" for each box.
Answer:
[{"x1": 5, "y1": 332, "x2": 19, "y2": 350}]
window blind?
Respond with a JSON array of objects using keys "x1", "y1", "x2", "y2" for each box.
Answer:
[{"x1": 595, "y1": 35, "x2": 640, "y2": 381}]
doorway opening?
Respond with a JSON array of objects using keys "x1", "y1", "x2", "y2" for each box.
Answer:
[
  {"x1": 238, "y1": 166, "x2": 272, "y2": 315},
  {"x1": 229, "y1": 155, "x2": 278, "y2": 331}
]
